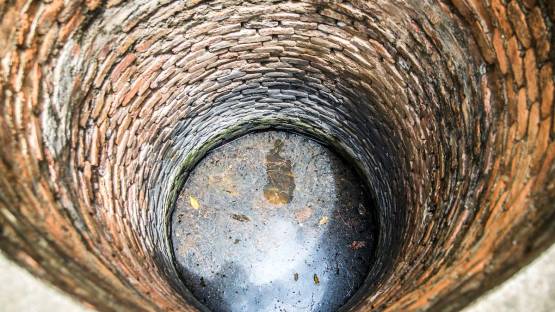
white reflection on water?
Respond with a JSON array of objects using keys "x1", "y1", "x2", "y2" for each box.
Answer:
[{"x1": 249, "y1": 218, "x2": 316, "y2": 285}]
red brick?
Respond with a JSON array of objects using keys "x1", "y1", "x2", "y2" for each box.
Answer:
[
  {"x1": 492, "y1": 29, "x2": 509, "y2": 74},
  {"x1": 507, "y1": 1, "x2": 532, "y2": 48},
  {"x1": 524, "y1": 49, "x2": 539, "y2": 102},
  {"x1": 517, "y1": 88, "x2": 528, "y2": 140},
  {"x1": 491, "y1": 0, "x2": 514, "y2": 36},
  {"x1": 507, "y1": 35, "x2": 524, "y2": 86},
  {"x1": 528, "y1": 7, "x2": 551, "y2": 62},
  {"x1": 539, "y1": 63, "x2": 553, "y2": 119}
]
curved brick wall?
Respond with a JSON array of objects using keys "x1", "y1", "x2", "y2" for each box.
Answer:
[{"x1": 0, "y1": 1, "x2": 553, "y2": 311}]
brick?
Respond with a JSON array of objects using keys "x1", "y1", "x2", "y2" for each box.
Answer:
[
  {"x1": 217, "y1": 70, "x2": 246, "y2": 82},
  {"x1": 507, "y1": 35, "x2": 524, "y2": 86},
  {"x1": 226, "y1": 29, "x2": 257, "y2": 40},
  {"x1": 266, "y1": 13, "x2": 301, "y2": 21},
  {"x1": 491, "y1": 0, "x2": 514, "y2": 36},
  {"x1": 509, "y1": 78, "x2": 521, "y2": 124},
  {"x1": 528, "y1": 7, "x2": 551, "y2": 62},
  {"x1": 191, "y1": 36, "x2": 223, "y2": 51},
  {"x1": 110, "y1": 54, "x2": 137, "y2": 83},
  {"x1": 531, "y1": 117, "x2": 550, "y2": 174},
  {"x1": 281, "y1": 20, "x2": 318, "y2": 30},
  {"x1": 208, "y1": 23, "x2": 242, "y2": 35},
  {"x1": 492, "y1": 29, "x2": 509, "y2": 75},
  {"x1": 238, "y1": 35, "x2": 272, "y2": 44},
  {"x1": 528, "y1": 100, "x2": 540, "y2": 138},
  {"x1": 516, "y1": 88, "x2": 528, "y2": 140},
  {"x1": 241, "y1": 87, "x2": 268, "y2": 95},
  {"x1": 320, "y1": 8, "x2": 350, "y2": 23},
  {"x1": 259, "y1": 27, "x2": 295, "y2": 36},
  {"x1": 254, "y1": 45, "x2": 285, "y2": 54},
  {"x1": 175, "y1": 49, "x2": 206, "y2": 67},
  {"x1": 327, "y1": 34, "x2": 358, "y2": 52},
  {"x1": 208, "y1": 40, "x2": 236, "y2": 52},
  {"x1": 524, "y1": 49, "x2": 539, "y2": 102},
  {"x1": 244, "y1": 20, "x2": 279, "y2": 29},
  {"x1": 229, "y1": 42, "x2": 262, "y2": 52},
  {"x1": 280, "y1": 57, "x2": 309, "y2": 66},
  {"x1": 507, "y1": 1, "x2": 532, "y2": 48},
  {"x1": 310, "y1": 36, "x2": 342, "y2": 50},
  {"x1": 238, "y1": 52, "x2": 271, "y2": 60},
  {"x1": 539, "y1": 64, "x2": 553, "y2": 119}
]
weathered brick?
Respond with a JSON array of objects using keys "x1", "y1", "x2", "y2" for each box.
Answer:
[
  {"x1": 320, "y1": 8, "x2": 350, "y2": 23},
  {"x1": 259, "y1": 27, "x2": 295, "y2": 36},
  {"x1": 528, "y1": 7, "x2": 551, "y2": 62},
  {"x1": 244, "y1": 20, "x2": 279, "y2": 29},
  {"x1": 507, "y1": 35, "x2": 524, "y2": 86},
  {"x1": 254, "y1": 45, "x2": 285, "y2": 54},
  {"x1": 492, "y1": 29, "x2": 509, "y2": 75},
  {"x1": 191, "y1": 36, "x2": 223, "y2": 51},
  {"x1": 280, "y1": 56, "x2": 309, "y2": 66},
  {"x1": 217, "y1": 70, "x2": 246, "y2": 82},
  {"x1": 229, "y1": 42, "x2": 262, "y2": 52},
  {"x1": 528, "y1": 99, "x2": 540, "y2": 139},
  {"x1": 507, "y1": 1, "x2": 532, "y2": 48},
  {"x1": 208, "y1": 40, "x2": 236, "y2": 52},
  {"x1": 238, "y1": 35, "x2": 272, "y2": 44},
  {"x1": 516, "y1": 88, "x2": 528, "y2": 140},
  {"x1": 110, "y1": 54, "x2": 137, "y2": 84},
  {"x1": 310, "y1": 36, "x2": 341, "y2": 50},
  {"x1": 241, "y1": 86, "x2": 268, "y2": 95},
  {"x1": 539, "y1": 63, "x2": 553, "y2": 119},
  {"x1": 208, "y1": 23, "x2": 242, "y2": 35},
  {"x1": 491, "y1": 0, "x2": 514, "y2": 36},
  {"x1": 524, "y1": 49, "x2": 539, "y2": 102},
  {"x1": 281, "y1": 20, "x2": 318, "y2": 30}
]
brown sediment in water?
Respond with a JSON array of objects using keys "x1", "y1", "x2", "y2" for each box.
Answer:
[{"x1": 263, "y1": 139, "x2": 296, "y2": 205}]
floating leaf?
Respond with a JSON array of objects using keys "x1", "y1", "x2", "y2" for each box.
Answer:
[
  {"x1": 318, "y1": 216, "x2": 329, "y2": 225},
  {"x1": 231, "y1": 213, "x2": 250, "y2": 222},
  {"x1": 313, "y1": 273, "x2": 320, "y2": 285},
  {"x1": 189, "y1": 195, "x2": 200, "y2": 209},
  {"x1": 349, "y1": 240, "x2": 367, "y2": 250}
]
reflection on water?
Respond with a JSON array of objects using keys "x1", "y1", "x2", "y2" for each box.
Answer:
[
  {"x1": 263, "y1": 139, "x2": 295, "y2": 205},
  {"x1": 171, "y1": 131, "x2": 377, "y2": 312}
]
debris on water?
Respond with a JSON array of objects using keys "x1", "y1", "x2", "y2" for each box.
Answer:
[
  {"x1": 294, "y1": 273, "x2": 299, "y2": 281},
  {"x1": 349, "y1": 240, "x2": 367, "y2": 250},
  {"x1": 318, "y1": 216, "x2": 329, "y2": 225},
  {"x1": 313, "y1": 274, "x2": 320, "y2": 285},
  {"x1": 295, "y1": 207, "x2": 313, "y2": 223},
  {"x1": 263, "y1": 139, "x2": 295, "y2": 205},
  {"x1": 231, "y1": 213, "x2": 251, "y2": 222},
  {"x1": 358, "y1": 203, "x2": 367, "y2": 216},
  {"x1": 189, "y1": 195, "x2": 200, "y2": 209}
]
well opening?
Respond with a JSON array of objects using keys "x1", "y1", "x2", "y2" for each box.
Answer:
[{"x1": 170, "y1": 130, "x2": 380, "y2": 311}]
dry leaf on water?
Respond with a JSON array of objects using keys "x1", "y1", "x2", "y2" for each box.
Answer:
[{"x1": 189, "y1": 195, "x2": 200, "y2": 209}]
